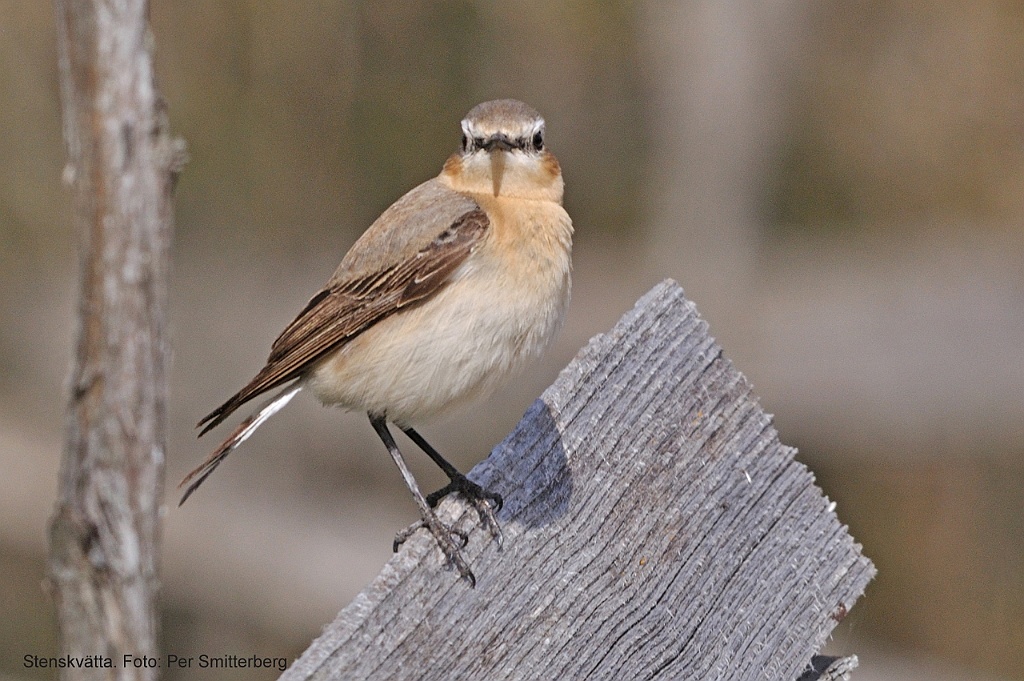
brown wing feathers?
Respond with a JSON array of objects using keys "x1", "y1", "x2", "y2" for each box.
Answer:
[{"x1": 195, "y1": 209, "x2": 489, "y2": 437}]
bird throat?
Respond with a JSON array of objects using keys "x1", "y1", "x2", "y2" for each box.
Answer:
[{"x1": 489, "y1": 151, "x2": 506, "y2": 197}]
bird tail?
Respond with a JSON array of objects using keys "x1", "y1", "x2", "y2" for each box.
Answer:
[{"x1": 179, "y1": 383, "x2": 303, "y2": 506}]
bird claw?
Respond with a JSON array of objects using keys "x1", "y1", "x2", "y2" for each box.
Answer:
[
  {"x1": 394, "y1": 511, "x2": 475, "y2": 586},
  {"x1": 391, "y1": 476, "x2": 504, "y2": 586},
  {"x1": 426, "y1": 475, "x2": 503, "y2": 547}
]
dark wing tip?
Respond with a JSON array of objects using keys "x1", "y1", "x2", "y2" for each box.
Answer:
[
  {"x1": 196, "y1": 410, "x2": 224, "y2": 437},
  {"x1": 195, "y1": 367, "x2": 281, "y2": 437}
]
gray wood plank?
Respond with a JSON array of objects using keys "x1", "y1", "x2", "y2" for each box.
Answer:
[{"x1": 281, "y1": 280, "x2": 875, "y2": 681}]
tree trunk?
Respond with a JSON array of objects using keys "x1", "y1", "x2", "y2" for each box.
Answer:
[{"x1": 48, "y1": 1, "x2": 181, "y2": 678}]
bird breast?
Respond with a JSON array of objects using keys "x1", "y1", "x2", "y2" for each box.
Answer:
[{"x1": 308, "y1": 196, "x2": 572, "y2": 426}]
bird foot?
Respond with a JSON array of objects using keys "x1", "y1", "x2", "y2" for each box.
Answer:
[
  {"x1": 394, "y1": 510, "x2": 475, "y2": 586},
  {"x1": 393, "y1": 475, "x2": 503, "y2": 586},
  {"x1": 427, "y1": 474, "x2": 503, "y2": 547}
]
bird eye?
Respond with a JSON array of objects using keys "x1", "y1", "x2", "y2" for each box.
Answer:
[{"x1": 532, "y1": 130, "x2": 544, "y2": 150}]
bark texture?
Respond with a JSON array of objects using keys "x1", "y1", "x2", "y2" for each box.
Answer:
[{"x1": 49, "y1": 1, "x2": 180, "y2": 678}]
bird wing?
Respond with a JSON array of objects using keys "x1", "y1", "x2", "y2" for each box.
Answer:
[{"x1": 195, "y1": 183, "x2": 488, "y2": 436}]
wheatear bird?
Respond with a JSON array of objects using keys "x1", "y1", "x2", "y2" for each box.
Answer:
[{"x1": 180, "y1": 99, "x2": 573, "y2": 585}]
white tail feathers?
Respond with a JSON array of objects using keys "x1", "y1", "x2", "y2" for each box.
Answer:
[
  {"x1": 232, "y1": 383, "x2": 302, "y2": 448},
  {"x1": 179, "y1": 383, "x2": 303, "y2": 505}
]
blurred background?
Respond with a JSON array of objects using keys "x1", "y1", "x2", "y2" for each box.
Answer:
[{"x1": 2, "y1": 1, "x2": 1023, "y2": 679}]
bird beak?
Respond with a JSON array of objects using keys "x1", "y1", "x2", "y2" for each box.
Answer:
[{"x1": 482, "y1": 134, "x2": 514, "y2": 152}]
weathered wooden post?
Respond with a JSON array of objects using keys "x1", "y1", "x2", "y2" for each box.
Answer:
[{"x1": 282, "y1": 281, "x2": 874, "y2": 681}]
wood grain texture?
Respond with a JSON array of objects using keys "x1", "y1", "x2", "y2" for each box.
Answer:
[{"x1": 281, "y1": 281, "x2": 875, "y2": 681}]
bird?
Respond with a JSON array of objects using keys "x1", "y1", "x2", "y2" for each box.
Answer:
[{"x1": 179, "y1": 99, "x2": 573, "y2": 585}]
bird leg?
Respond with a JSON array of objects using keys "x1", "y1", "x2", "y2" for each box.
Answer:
[
  {"x1": 401, "y1": 426, "x2": 503, "y2": 546},
  {"x1": 369, "y1": 415, "x2": 475, "y2": 586}
]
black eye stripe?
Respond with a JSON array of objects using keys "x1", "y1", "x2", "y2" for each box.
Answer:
[{"x1": 463, "y1": 131, "x2": 544, "y2": 152}]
